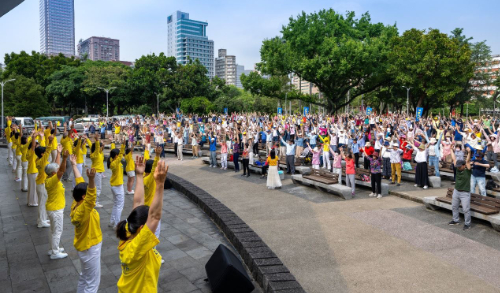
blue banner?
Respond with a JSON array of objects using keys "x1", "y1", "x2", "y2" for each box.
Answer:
[
  {"x1": 224, "y1": 108, "x2": 228, "y2": 114},
  {"x1": 366, "y1": 107, "x2": 373, "y2": 115},
  {"x1": 416, "y1": 107, "x2": 424, "y2": 121},
  {"x1": 303, "y1": 107, "x2": 309, "y2": 115},
  {"x1": 277, "y1": 107, "x2": 282, "y2": 115}
]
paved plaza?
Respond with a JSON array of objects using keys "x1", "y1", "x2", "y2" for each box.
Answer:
[{"x1": 0, "y1": 148, "x2": 261, "y2": 293}]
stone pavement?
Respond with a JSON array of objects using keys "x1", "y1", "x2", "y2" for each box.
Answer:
[
  {"x1": 0, "y1": 148, "x2": 262, "y2": 293},
  {"x1": 170, "y1": 160, "x2": 500, "y2": 293}
]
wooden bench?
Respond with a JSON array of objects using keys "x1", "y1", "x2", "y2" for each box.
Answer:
[
  {"x1": 341, "y1": 167, "x2": 370, "y2": 181},
  {"x1": 435, "y1": 188, "x2": 500, "y2": 215},
  {"x1": 401, "y1": 162, "x2": 435, "y2": 176},
  {"x1": 424, "y1": 188, "x2": 500, "y2": 231},
  {"x1": 303, "y1": 169, "x2": 339, "y2": 185},
  {"x1": 340, "y1": 167, "x2": 389, "y2": 195},
  {"x1": 279, "y1": 158, "x2": 303, "y2": 166}
]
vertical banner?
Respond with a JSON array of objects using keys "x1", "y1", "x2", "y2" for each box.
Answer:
[
  {"x1": 366, "y1": 107, "x2": 373, "y2": 115},
  {"x1": 416, "y1": 107, "x2": 424, "y2": 122},
  {"x1": 303, "y1": 107, "x2": 309, "y2": 115},
  {"x1": 277, "y1": 107, "x2": 282, "y2": 115},
  {"x1": 224, "y1": 108, "x2": 228, "y2": 114}
]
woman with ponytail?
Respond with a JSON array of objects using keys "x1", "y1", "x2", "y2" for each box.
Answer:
[
  {"x1": 35, "y1": 136, "x2": 55, "y2": 228},
  {"x1": 107, "y1": 142, "x2": 125, "y2": 228},
  {"x1": 89, "y1": 134, "x2": 104, "y2": 208},
  {"x1": 26, "y1": 131, "x2": 40, "y2": 206},
  {"x1": 116, "y1": 156, "x2": 168, "y2": 293}
]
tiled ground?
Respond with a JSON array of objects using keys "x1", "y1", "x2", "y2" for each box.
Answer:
[{"x1": 0, "y1": 148, "x2": 261, "y2": 293}]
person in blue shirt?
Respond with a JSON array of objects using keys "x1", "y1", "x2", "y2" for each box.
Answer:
[
  {"x1": 308, "y1": 131, "x2": 317, "y2": 149},
  {"x1": 208, "y1": 133, "x2": 217, "y2": 168},
  {"x1": 350, "y1": 136, "x2": 362, "y2": 168},
  {"x1": 100, "y1": 124, "x2": 106, "y2": 140}
]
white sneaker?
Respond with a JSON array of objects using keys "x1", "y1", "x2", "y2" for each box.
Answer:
[
  {"x1": 369, "y1": 193, "x2": 375, "y2": 197},
  {"x1": 377, "y1": 194, "x2": 382, "y2": 199},
  {"x1": 126, "y1": 190, "x2": 134, "y2": 195},
  {"x1": 47, "y1": 248, "x2": 65, "y2": 255},
  {"x1": 50, "y1": 252, "x2": 68, "y2": 260},
  {"x1": 15, "y1": 178, "x2": 21, "y2": 182},
  {"x1": 414, "y1": 184, "x2": 418, "y2": 187},
  {"x1": 161, "y1": 259, "x2": 165, "y2": 264},
  {"x1": 95, "y1": 203, "x2": 103, "y2": 208},
  {"x1": 423, "y1": 185, "x2": 428, "y2": 189},
  {"x1": 38, "y1": 222, "x2": 50, "y2": 228},
  {"x1": 209, "y1": 165, "x2": 213, "y2": 168}
]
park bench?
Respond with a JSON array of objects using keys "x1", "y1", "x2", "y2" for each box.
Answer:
[
  {"x1": 341, "y1": 167, "x2": 370, "y2": 181},
  {"x1": 400, "y1": 162, "x2": 435, "y2": 176},
  {"x1": 424, "y1": 188, "x2": 500, "y2": 231},
  {"x1": 291, "y1": 174, "x2": 353, "y2": 200},
  {"x1": 303, "y1": 169, "x2": 339, "y2": 185},
  {"x1": 340, "y1": 167, "x2": 389, "y2": 195}
]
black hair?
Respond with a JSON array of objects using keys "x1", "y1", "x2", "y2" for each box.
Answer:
[
  {"x1": 73, "y1": 182, "x2": 88, "y2": 202},
  {"x1": 145, "y1": 159, "x2": 154, "y2": 174},
  {"x1": 28, "y1": 140, "x2": 37, "y2": 150},
  {"x1": 73, "y1": 138, "x2": 79, "y2": 147},
  {"x1": 270, "y1": 149, "x2": 276, "y2": 160},
  {"x1": 35, "y1": 146, "x2": 46, "y2": 159},
  {"x1": 20, "y1": 136, "x2": 27, "y2": 145},
  {"x1": 91, "y1": 143, "x2": 96, "y2": 153},
  {"x1": 125, "y1": 148, "x2": 132, "y2": 155},
  {"x1": 116, "y1": 205, "x2": 149, "y2": 241},
  {"x1": 107, "y1": 148, "x2": 120, "y2": 169},
  {"x1": 50, "y1": 129, "x2": 55, "y2": 135}
]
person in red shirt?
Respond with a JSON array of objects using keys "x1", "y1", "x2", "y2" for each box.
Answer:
[
  {"x1": 399, "y1": 135, "x2": 413, "y2": 162},
  {"x1": 363, "y1": 142, "x2": 374, "y2": 170}
]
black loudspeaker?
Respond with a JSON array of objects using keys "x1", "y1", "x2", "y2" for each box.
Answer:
[{"x1": 205, "y1": 244, "x2": 255, "y2": 293}]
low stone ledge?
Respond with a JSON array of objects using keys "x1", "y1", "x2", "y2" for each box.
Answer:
[{"x1": 166, "y1": 173, "x2": 305, "y2": 293}]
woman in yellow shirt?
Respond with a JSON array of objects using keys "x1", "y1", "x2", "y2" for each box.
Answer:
[
  {"x1": 69, "y1": 157, "x2": 102, "y2": 292},
  {"x1": 27, "y1": 132, "x2": 40, "y2": 206},
  {"x1": 13, "y1": 131, "x2": 22, "y2": 182},
  {"x1": 45, "y1": 148, "x2": 70, "y2": 260},
  {"x1": 125, "y1": 148, "x2": 136, "y2": 195},
  {"x1": 72, "y1": 137, "x2": 85, "y2": 189},
  {"x1": 20, "y1": 134, "x2": 30, "y2": 192},
  {"x1": 107, "y1": 143, "x2": 125, "y2": 228},
  {"x1": 266, "y1": 149, "x2": 282, "y2": 189},
  {"x1": 90, "y1": 135, "x2": 104, "y2": 208},
  {"x1": 35, "y1": 136, "x2": 55, "y2": 228},
  {"x1": 116, "y1": 156, "x2": 168, "y2": 293},
  {"x1": 6, "y1": 117, "x2": 13, "y2": 166}
]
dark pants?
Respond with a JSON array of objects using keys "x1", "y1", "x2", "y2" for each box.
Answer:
[
  {"x1": 262, "y1": 165, "x2": 269, "y2": 175},
  {"x1": 253, "y1": 143, "x2": 259, "y2": 155},
  {"x1": 354, "y1": 153, "x2": 360, "y2": 168},
  {"x1": 286, "y1": 155, "x2": 295, "y2": 174},
  {"x1": 242, "y1": 159, "x2": 250, "y2": 175},
  {"x1": 364, "y1": 157, "x2": 370, "y2": 170},
  {"x1": 371, "y1": 173, "x2": 382, "y2": 194},
  {"x1": 174, "y1": 143, "x2": 178, "y2": 156},
  {"x1": 100, "y1": 132, "x2": 105, "y2": 139},
  {"x1": 160, "y1": 144, "x2": 165, "y2": 158},
  {"x1": 233, "y1": 153, "x2": 240, "y2": 171}
]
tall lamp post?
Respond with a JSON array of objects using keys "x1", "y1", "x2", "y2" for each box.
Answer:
[
  {"x1": 1, "y1": 79, "x2": 16, "y2": 132},
  {"x1": 402, "y1": 86, "x2": 411, "y2": 115},
  {"x1": 97, "y1": 87, "x2": 116, "y2": 118}
]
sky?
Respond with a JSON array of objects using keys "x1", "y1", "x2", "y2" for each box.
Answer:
[{"x1": 1, "y1": 0, "x2": 499, "y2": 70}]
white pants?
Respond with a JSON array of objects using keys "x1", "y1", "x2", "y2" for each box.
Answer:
[
  {"x1": 12, "y1": 149, "x2": 17, "y2": 171},
  {"x1": 47, "y1": 209, "x2": 64, "y2": 255},
  {"x1": 249, "y1": 152, "x2": 254, "y2": 165},
  {"x1": 333, "y1": 167, "x2": 342, "y2": 185},
  {"x1": 63, "y1": 157, "x2": 72, "y2": 180},
  {"x1": 27, "y1": 173, "x2": 38, "y2": 206},
  {"x1": 36, "y1": 183, "x2": 48, "y2": 225},
  {"x1": 15, "y1": 155, "x2": 21, "y2": 178},
  {"x1": 72, "y1": 163, "x2": 83, "y2": 188},
  {"x1": 312, "y1": 164, "x2": 320, "y2": 170},
  {"x1": 155, "y1": 220, "x2": 161, "y2": 239},
  {"x1": 322, "y1": 151, "x2": 331, "y2": 169},
  {"x1": 7, "y1": 142, "x2": 13, "y2": 165},
  {"x1": 51, "y1": 150, "x2": 58, "y2": 163},
  {"x1": 21, "y1": 161, "x2": 28, "y2": 190},
  {"x1": 110, "y1": 185, "x2": 124, "y2": 227},
  {"x1": 77, "y1": 242, "x2": 102, "y2": 293},
  {"x1": 95, "y1": 172, "x2": 102, "y2": 203},
  {"x1": 177, "y1": 144, "x2": 183, "y2": 160},
  {"x1": 221, "y1": 153, "x2": 228, "y2": 168}
]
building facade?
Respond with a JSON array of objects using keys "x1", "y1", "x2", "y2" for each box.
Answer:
[
  {"x1": 167, "y1": 11, "x2": 214, "y2": 78},
  {"x1": 236, "y1": 65, "x2": 252, "y2": 89},
  {"x1": 77, "y1": 37, "x2": 120, "y2": 61},
  {"x1": 215, "y1": 49, "x2": 237, "y2": 86},
  {"x1": 291, "y1": 74, "x2": 320, "y2": 95},
  {"x1": 39, "y1": 0, "x2": 75, "y2": 57}
]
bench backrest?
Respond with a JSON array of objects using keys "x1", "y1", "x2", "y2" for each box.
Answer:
[{"x1": 446, "y1": 187, "x2": 500, "y2": 211}]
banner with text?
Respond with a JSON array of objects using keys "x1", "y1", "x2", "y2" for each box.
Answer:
[{"x1": 416, "y1": 107, "x2": 424, "y2": 121}]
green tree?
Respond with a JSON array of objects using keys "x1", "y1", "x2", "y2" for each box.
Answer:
[
  {"x1": 46, "y1": 65, "x2": 86, "y2": 114},
  {"x1": 388, "y1": 28, "x2": 474, "y2": 114},
  {"x1": 3, "y1": 74, "x2": 49, "y2": 117},
  {"x1": 259, "y1": 9, "x2": 398, "y2": 113},
  {"x1": 180, "y1": 96, "x2": 213, "y2": 114}
]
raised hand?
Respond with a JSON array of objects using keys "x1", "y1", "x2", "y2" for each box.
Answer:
[
  {"x1": 154, "y1": 160, "x2": 168, "y2": 184},
  {"x1": 86, "y1": 168, "x2": 96, "y2": 179},
  {"x1": 69, "y1": 154, "x2": 77, "y2": 166},
  {"x1": 57, "y1": 144, "x2": 63, "y2": 154},
  {"x1": 63, "y1": 149, "x2": 70, "y2": 158},
  {"x1": 135, "y1": 156, "x2": 145, "y2": 175}
]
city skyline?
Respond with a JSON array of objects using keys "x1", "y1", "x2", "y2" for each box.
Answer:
[
  {"x1": 39, "y1": 0, "x2": 75, "y2": 57},
  {"x1": 1, "y1": 0, "x2": 500, "y2": 69}
]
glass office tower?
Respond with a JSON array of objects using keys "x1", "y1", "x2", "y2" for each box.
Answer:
[
  {"x1": 40, "y1": 0, "x2": 75, "y2": 57},
  {"x1": 167, "y1": 11, "x2": 214, "y2": 78}
]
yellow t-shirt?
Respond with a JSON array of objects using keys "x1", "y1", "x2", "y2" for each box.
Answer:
[
  {"x1": 115, "y1": 126, "x2": 121, "y2": 134},
  {"x1": 70, "y1": 179, "x2": 102, "y2": 252},
  {"x1": 15, "y1": 136, "x2": 22, "y2": 156},
  {"x1": 61, "y1": 136, "x2": 74, "y2": 155},
  {"x1": 36, "y1": 150, "x2": 51, "y2": 185},
  {"x1": 125, "y1": 151, "x2": 135, "y2": 172},
  {"x1": 319, "y1": 135, "x2": 330, "y2": 151},
  {"x1": 117, "y1": 225, "x2": 161, "y2": 293},
  {"x1": 5, "y1": 122, "x2": 11, "y2": 143},
  {"x1": 20, "y1": 137, "x2": 32, "y2": 162},
  {"x1": 144, "y1": 156, "x2": 159, "y2": 207},
  {"x1": 27, "y1": 149, "x2": 38, "y2": 174},
  {"x1": 110, "y1": 144, "x2": 125, "y2": 186},
  {"x1": 73, "y1": 139, "x2": 84, "y2": 164},
  {"x1": 266, "y1": 157, "x2": 279, "y2": 166},
  {"x1": 45, "y1": 175, "x2": 65, "y2": 211},
  {"x1": 51, "y1": 136, "x2": 58, "y2": 151},
  {"x1": 90, "y1": 141, "x2": 105, "y2": 173}
]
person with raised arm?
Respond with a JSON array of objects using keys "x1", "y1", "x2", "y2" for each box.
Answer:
[
  {"x1": 107, "y1": 141, "x2": 126, "y2": 228},
  {"x1": 449, "y1": 144, "x2": 472, "y2": 230},
  {"x1": 116, "y1": 157, "x2": 168, "y2": 293}
]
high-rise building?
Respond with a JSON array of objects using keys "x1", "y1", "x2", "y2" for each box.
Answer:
[
  {"x1": 39, "y1": 0, "x2": 75, "y2": 57},
  {"x1": 236, "y1": 65, "x2": 252, "y2": 89},
  {"x1": 215, "y1": 49, "x2": 237, "y2": 86},
  {"x1": 77, "y1": 37, "x2": 120, "y2": 61},
  {"x1": 291, "y1": 73, "x2": 320, "y2": 95},
  {"x1": 167, "y1": 11, "x2": 214, "y2": 78}
]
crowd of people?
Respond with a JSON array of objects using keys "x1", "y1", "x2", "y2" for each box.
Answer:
[{"x1": 2, "y1": 111, "x2": 496, "y2": 291}]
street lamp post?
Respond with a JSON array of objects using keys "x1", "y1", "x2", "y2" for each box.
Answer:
[
  {"x1": 402, "y1": 86, "x2": 411, "y2": 115},
  {"x1": 1, "y1": 79, "x2": 16, "y2": 132},
  {"x1": 97, "y1": 87, "x2": 116, "y2": 118}
]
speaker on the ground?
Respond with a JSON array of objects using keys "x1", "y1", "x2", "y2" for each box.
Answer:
[{"x1": 205, "y1": 244, "x2": 255, "y2": 293}]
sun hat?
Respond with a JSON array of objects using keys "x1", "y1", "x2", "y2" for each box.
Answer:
[
  {"x1": 476, "y1": 145, "x2": 484, "y2": 151},
  {"x1": 429, "y1": 138, "x2": 437, "y2": 144},
  {"x1": 365, "y1": 142, "x2": 372, "y2": 147},
  {"x1": 418, "y1": 144, "x2": 426, "y2": 150},
  {"x1": 392, "y1": 143, "x2": 399, "y2": 147}
]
